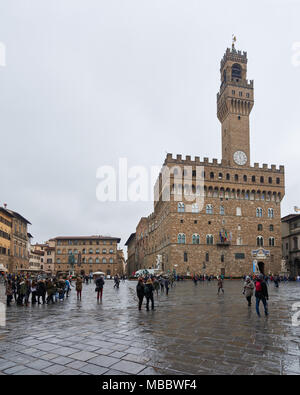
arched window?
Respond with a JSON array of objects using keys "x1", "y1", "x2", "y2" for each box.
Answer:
[
  {"x1": 192, "y1": 203, "x2": 199, "y2": 213},
  {"x1": 102, "y1": 249, "x2": 107, "y2": 254},
  {"x1": 177, "y1": 234, "x2": 186, "y2": 244},
  {"x1": 88, "y1": 258, "x2": 93, "y2": 264},
  {"x1": 206, "y1": 235, "x2": 214, "y2": 245},
  {"x1": 220, "y1": 206, "x2": 225, "y2": 215},
  {"x1": 210, "y1": 172, "x2": 214, "y2": 179},
  {"x1": 95, "y1": 258, "x2": 99, "y2": 263},
  {"x1": 109, "y1": 258, "x2": 113, "y2": 263},
  {"x1": 89, "y1": 248, "x2": 93, "y2": 254},
  {"x1": 192, "y1": 234, "x2": 200, "y2": 244},
  {"x1": 258, "y1": 224, "x2": 263, "y2": 231},
  {"x1": 206, "y1": 204, "x2": 213, "y2": 214},
  {"x1": 102, "y1": 258, "x2": 107, "y2": 263},
  {"x1": 232, "y1": 63, "x2": 242, "y2": 79},
  {"x1": 236, "y1": 207, "x2": 242, "y2": 216},
  {"x1": 178, "y1": 202, "x2": 185, "y2": 213},
  {"x1": 269, "y1": 224, "x2": 274, "y2": 231},
  {"x1": 269, "y1": 237, "x2": 275, "y2": 247},
  {"x1": 268, "y1": 208, "x2": 274, "y2": 218},
  {"x1": 257, "y1": 236, "x2": 264, "y2": 247},
  {"x1": 243, "y1": 175, "x2": 247, "y2": 182},
  {"x1": 237, "y1": 237, "x2": 242, "y2": 246},
  {"x1": 256, "y1": 208, "x2": 263, "y2": 218}
]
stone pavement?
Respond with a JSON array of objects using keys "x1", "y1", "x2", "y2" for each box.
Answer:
[{"x1": 0, "y1": 279, "x2": 299, "y2": 375}]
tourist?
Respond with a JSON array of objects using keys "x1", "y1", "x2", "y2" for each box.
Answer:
[
  {"x1": 243, "y1": 276, "x2": 254, "y2": 306},
  {"x1": 46, "y1": 279, "x2": 55, "y2": 304},
  {"x1": 255, "y1": 274, "x2": 269, "y2": 317},
  {"x1": 65, "y1": 278, "x2": 72, "y2": 297},
  {"x1": 31, "y1": 280, "x2": 37, "y2": 304},
  {"x1": 159, "y1": 277, "x2": 164, "y2": 293},
  {"x1": 113, "y1": 274, "x2": 120, "y2": 289},
  {"x1": 76, "y1": 276, "x2": 83, "y2": 300},
  {"x1": 164, "y1": 277, "x2": 170, "y2": 295},
  {"x1": 5, "y1": 280, "x2": 13, "y2": 306},
  {"x1": 144, "y1": 278, "x2": 155, "y2": 311},
  {"x1": 152, "y1": 277, "x2": 159, "y2": 297},
  {"x1": 136, "y1": 277, "x2": 145, "y2": 310},
  {"x1": 217, "y1": 276, "x2": 224, "y2": 295},
  {"x1": 37, "y1": 279, "x2": 46, "y2": 304},
  {"x1": 24, "y1": 279, "x2": 31, "y2": 306},
  {"x1": 95, "y1": 275, "x2": 105, "y2": 302}
]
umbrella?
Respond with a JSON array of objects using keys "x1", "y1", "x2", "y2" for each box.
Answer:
[{"x1": 93, "y1": 271, "x2": 105, "y2": 276}]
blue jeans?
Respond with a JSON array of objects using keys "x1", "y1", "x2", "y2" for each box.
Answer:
[{"x1": 256, "y1": 296, "x2": 268, "y2": 316}]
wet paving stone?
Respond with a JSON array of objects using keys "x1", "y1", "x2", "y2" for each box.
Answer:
[{"x1": 0, "y1": 280, "x2": 300, "y2": 375}]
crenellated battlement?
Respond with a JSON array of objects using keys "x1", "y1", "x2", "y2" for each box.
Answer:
[
  {"x1": 220, "y1": 47, "x2": 247, "y2": 70},
  {"x1": 164, "y1": 153, "x2": 284, "y2": 173}
]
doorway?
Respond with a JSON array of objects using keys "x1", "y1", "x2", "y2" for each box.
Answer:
[{"x1": 258, "y1": 262, "x2": 264, "y2": 274}]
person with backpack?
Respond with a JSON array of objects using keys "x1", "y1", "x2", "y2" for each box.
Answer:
[
  {"x1": 243, "y1": 276, "x2": 254, "y2": 306},
  {"x1": 136, "y1": 277, "x2": 145, "y2": 310},
  {"x1": 144, "y1": 278, "x2": 155, "y2": 311},
  {"x1": 255, "y1": 274, "x2": 269, "y2": 317},
  {"x1": 95, "y1": 275, "x2": 105, "y2": 302}
]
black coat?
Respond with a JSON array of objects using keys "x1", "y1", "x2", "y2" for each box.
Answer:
[{"x1": 136, "y1": 282, "x2": 145, "y2": 298}]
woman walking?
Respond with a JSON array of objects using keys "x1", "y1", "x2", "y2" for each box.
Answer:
[{"x1": 243, "y1": 276, "x2": 254, "y2": 306}]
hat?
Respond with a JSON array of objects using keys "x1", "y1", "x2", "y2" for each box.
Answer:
[{"x1": 146, "y1": 279, "x2": 152, "y2": 284}]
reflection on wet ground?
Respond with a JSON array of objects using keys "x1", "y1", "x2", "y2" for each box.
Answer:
[{"x1": 0, "y1": 279, "x2": 299, "y2": 375}]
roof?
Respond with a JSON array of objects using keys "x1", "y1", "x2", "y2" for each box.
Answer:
[
  {"x1": 125, "y1": 233, "x2": 136, "y2": 246},
  {"x1": 5, "y1": 208, "x2": 31, "y2": 225},
  {"x1": 0, "y1": 207, "x2": 14, "y2": 218},
  {"x1": 27, "y1": 233, "x2": 34, "y2": 238},
  {"x1": 50, "y1": 235, "x2": 121, "y2": 243},
  {"x1": 281, "y1": 214, "x2": 300, "y2": 223}
]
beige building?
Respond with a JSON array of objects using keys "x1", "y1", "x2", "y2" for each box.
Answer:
[
  {"x1": 49, "y1": 235, "x2": 121, "y2": 276},
  {"x1": 0, "y1": 206, "x2": 31, "y2": 272},
  {"x1": 127, "y1": 44, "x2": 285, "y2": 277}
]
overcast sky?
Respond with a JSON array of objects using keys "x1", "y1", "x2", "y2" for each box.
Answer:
[{"x1": 1, "y1": 0, "x2": 299, "y2": 253}]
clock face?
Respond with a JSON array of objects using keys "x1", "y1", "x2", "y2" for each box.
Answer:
[{"x1": 233, "y1": 150, "x2": 247, "y2": 166}]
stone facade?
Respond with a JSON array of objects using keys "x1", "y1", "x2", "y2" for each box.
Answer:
[
  {"x1": 0, "y1": 206, "x2": 31, "y2": 272},
  {"x1": 281, "y1": 214, "x2": 300, "y2": 276},
  {"x1": 127, "y1": 45, "x2": 285, "y2": 278},
  {"x1": 49, "y1": 235, "x2": 121, "y2": 276}
]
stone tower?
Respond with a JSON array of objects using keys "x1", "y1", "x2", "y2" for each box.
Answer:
[{"x1": 217, "y1": 43, "x2": 254, "y2": 167}]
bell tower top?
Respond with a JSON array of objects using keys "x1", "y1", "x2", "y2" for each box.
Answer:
[{"x1": 217, "y1": 42, "x2": 254, "y2": 168}]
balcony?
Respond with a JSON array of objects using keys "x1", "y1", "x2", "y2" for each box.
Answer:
[{"x1": 216, "y1": 241, "x2": 231, "y2": 247}]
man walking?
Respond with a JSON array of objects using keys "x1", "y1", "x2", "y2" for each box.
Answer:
[
  {"x1": 144, "y1": 278, "x2": 155, "y2": 311},
  {"x1": 95, "y1": 275, "x2": 105, "y2": 302}
]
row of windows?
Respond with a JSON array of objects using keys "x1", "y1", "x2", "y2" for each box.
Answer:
[
  {"x1": 56, "y1": 248, "x2": 115, "y2": 255},
  {"x1": 56, "y1": 258, "x2": 114, "y2": 264},
  {"x1": 57, "y1": 240, "x2": 114, "y2": 246},
  {"x1": 177, "y1": 203, "x2": 275, "y2": 218},
  {"x1": 177, "y1": 233, "x2": 276, "y2": 246},
  {"x1": 0, "y1": 216, "x2": 12, "y2": 227},
  {"x1": 0, "y1": 230, "x2": 11, "y2": 240},
  {"x1": 172, "y1": 168, "x2": 280, "y2": 185}
]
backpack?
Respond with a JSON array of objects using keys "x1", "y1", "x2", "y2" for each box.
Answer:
[{"x1": 255, "y1": 281, "x2": 262, "y2": 292}]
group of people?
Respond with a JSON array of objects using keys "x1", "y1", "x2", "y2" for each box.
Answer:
[
  {"x1": 3, "y1": 274, "x2": 73, "y2": 306},
  {"x1": 136, "y1": 276, "x2": 174, "y2": 311},
  {"x1": 243, "y1": 274, "x2": 269, "y2": 317}
]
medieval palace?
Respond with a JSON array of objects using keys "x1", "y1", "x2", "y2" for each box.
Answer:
[{"x1": 126, "y1": 44, "x2": 285, "y2": 277}]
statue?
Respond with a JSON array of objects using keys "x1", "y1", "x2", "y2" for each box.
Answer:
[
  {"x1": 156, "y1": 255, "x2": 162, "y2": 270},
  {"x1": 281, "y1": 258, "x2": 287, "y2": 273}
]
